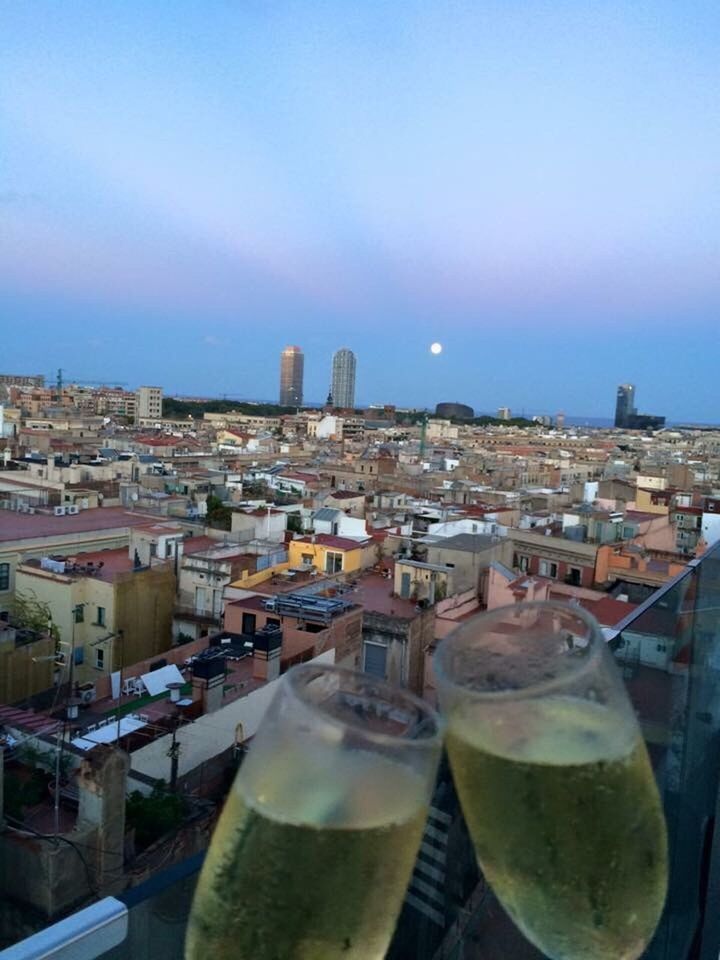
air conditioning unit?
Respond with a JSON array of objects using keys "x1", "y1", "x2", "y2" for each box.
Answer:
[
  {"x1": 27, "y1": 507, "x2": 36, "y2": 515},
  {"x1": 54, "y1": 506, "x2": 67, "y2": 517},
  {"x1": 78, "y1": 683, "x2": 97, "y2": 704},
  {"x1": 67, "y1": 505, "x2": 80, "y2": 515}
]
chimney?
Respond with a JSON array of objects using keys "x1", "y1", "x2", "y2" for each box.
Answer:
[
  {"x1": 76, "y1": 746, "x2": 129, "y2": 894},
  {"x1": 252, "y1": 624, "x2": 282, "y2": 681},
  {"x1": 191, "y1": 656, "x2": 225, "y2": 714}
]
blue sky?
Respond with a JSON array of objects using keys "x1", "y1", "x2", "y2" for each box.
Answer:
[{"x1": 1, "y1": 2, "x2": 718, "y2": 418}]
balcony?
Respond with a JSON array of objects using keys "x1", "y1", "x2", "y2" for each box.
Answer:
[
  {"x1": 173, "y1": 605, "x2": 222, "y2": 626},
  {"x1": 5, "y1": 541, "x2": 720, "y2": 959}
]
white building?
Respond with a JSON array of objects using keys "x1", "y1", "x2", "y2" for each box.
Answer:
[
  {"x1": 135, "y1": 386, "x2": 163, "y2": 423},
  {"x1": 702, "y1": 513, "x2": 720, "y2": 547},
  {"x1": 313, "y1": 415, "x2": 343, "y2": 440},
  {"x1": 231, "y1": 507, "x2": 287, "y2": 543},
  {"x1": 426, "y1": 517, "x2": 509, "y2": 539}
]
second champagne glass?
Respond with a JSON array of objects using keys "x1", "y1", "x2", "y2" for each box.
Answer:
[
  {"x1": 185, "y1": 662, "x2": 443, "y2": 960},
  {"x1": 434, "y1": 600, "x2": 667, "y2": 960}
]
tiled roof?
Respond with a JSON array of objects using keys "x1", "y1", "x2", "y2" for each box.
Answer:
[
  {"x1": 20, "y1": 547, "x2": 139, "y2": 582},
  {"x1": 0, "y1": 507, "x2": 160, "y2": 543},
  {"x1": 579, "y1": 596, "x2": 638, "y2": 627},
  {"x1": 182, "y1": 535, "x2": 220, "y2": 554},
  {"x1": 0, "y1": 704, "x2": 60, "y2": 736}
]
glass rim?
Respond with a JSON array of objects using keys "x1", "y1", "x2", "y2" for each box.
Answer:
[
  {"x1": 434, "y1": 599, "x2": 605, "y2": 701},
  {"x1": 284, "y1": 662, "x2": 444, "y2": 748}
]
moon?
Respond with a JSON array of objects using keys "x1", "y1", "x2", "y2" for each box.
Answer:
[{"x1": 430, "y1": 342, "x2": 443, "y2": 355}]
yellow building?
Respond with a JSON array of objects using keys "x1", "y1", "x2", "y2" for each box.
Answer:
[
  {"x1": 393, "y1": 558, "x2": 453, "y2": 602},
  {"x1": 0, "y1": 506, "x2": 159, "y2": 619},
  {"x1": 14, "y1": 546, "x2": 175, "y2": 686},
  {"x1": 287, "y1": 534, "x2": 372, "y2": 575},
  {"x1": 634, "y1": 487, "x2": 670, "y2": 516},
  {"x1": 216, "y1": 428, "x2": 250, "y2": 447}
]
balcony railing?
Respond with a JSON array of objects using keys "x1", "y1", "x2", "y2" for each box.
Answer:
[
  {"x1": 173, "y1": 605, "x2": 222, "y2": 625},
  {"x1": 5, "y1": 540, "x2": 720, "y2": 959}
]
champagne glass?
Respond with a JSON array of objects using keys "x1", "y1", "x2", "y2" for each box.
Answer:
[
  {"x1": 185, "y1": 663, "x2": 443, "y2": 960},
  {"x1": 434, "y1": 600, "x2": 667, "y2": 960}
]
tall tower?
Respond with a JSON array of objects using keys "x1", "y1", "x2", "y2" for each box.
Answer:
[
  {"x1": 614, "y1": 384, "x2": 636, "y2": 428},
  {"x1": 331, "y1": 348, "x2": 356, "y2": 409},
  {"x1": 279, "y1": 346, "x2": 304, "y2": 407}
]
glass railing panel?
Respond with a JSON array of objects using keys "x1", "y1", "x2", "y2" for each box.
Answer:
[
  {"x1": 97, "y1": 856, "x2": 202, "y2": 960},
  {"x1": 609, "y1": 541, "x2": 720, "y2": 960}
]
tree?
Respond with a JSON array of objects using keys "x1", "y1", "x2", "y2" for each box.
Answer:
[
  {"x1": 162, "y1": 397, "x2": 302, "y2": 419},
  {"x1": 242, "y1": 480, "x2": 269, "y2": 498},
  {"x1": 11, "y1": 591, "x2": 60, "y2": 640},
  {"x1": 286, "y1": 513, "x2": 303, "y2": 534},
  {"x1": 205, "y1": 494, "x2": 233, "y2": 531},
  {"x1": 126, "y1": 782, "x2": 187, "y2": 850}
]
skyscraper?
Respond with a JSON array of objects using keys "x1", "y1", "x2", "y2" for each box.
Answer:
[
  {"x1": 614, "y1": 384, "x2": 636, "y2": 428},
  {"x1": 330, "y1": 348, "x2": 356, "y2": 409},
  {"x1": 279, "y1": 346, "x2": 304, "y2": 407}
]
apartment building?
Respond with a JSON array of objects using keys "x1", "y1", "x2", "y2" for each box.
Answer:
[{"x1": 135, "y1": 386, "x2": 163, "y2": 423}]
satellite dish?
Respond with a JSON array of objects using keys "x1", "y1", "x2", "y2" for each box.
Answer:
[{"x1": 131, "y1": 493, "x2": 139, "y2": 502}]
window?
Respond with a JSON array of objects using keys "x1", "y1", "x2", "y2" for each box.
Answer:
[
  {"x1": 363, "y1": 642, "x2": 387, "y2": 679},
  {"x1": 95, "y1": 647, "x2": 105, "y2": 670},
  {"x1": 301, "y1": 553, "x2": 314, "y2": 566},
  {"x1": 325, "y1": 551, "x2": 343, "y2": 574},
  {"x1": 96, "y1": 606, "x2": 106, "y2": 627},
  {"x1": 74, "y1": 604, "x2": 84, "y2": 624},
  {"x1": 74, "y1": 646, "x2": 84, "y2": 665},
  {"x1": 539, "y1": 560, "x2": 558, "y2": 578},
  {"x1": 0, "y1": 563, "x2": 9, "y2": 591},
  {"x1": 514, "y1": 554, "x2": 529, "y2": 573},
  {"x1": 241, "y1": 612, "x2": 257, "y2": 635}
]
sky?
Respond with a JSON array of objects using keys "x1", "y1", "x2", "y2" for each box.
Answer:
[{"x1": 1, "y1": 2, "x2": 718, "y2": 419}]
